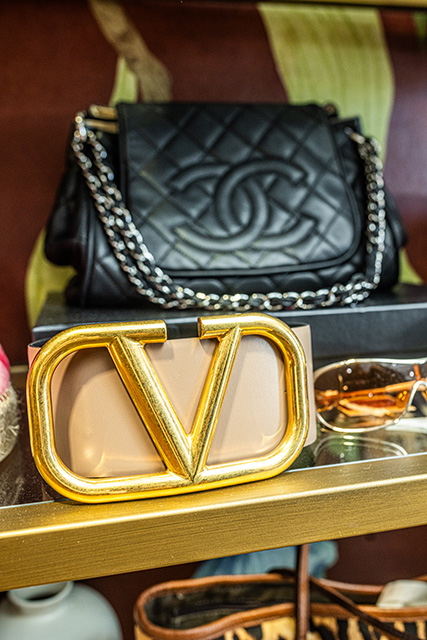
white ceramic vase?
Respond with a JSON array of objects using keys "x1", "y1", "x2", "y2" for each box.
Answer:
[{"x1": 0, "y1": 581, "x2": 123, "y2": 640}]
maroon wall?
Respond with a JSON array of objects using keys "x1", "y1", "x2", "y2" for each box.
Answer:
[{"x1": 1, "y1": 0, "x2": 285, "y2": 364}]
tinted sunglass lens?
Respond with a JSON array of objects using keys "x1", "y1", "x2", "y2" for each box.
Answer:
[{"x1": 315, "y1": 361, "x2": 416, "y2": 431}]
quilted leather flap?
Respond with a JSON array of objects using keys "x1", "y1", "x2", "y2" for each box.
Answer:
[{"x1": 117, "y1": 102, "x2": 362, "y2": 277}]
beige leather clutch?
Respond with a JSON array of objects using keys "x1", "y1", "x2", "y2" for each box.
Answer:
[
  {"x1": 27, "y1": 315, "x2": 316, "y2": 502},
  {"x1": 27, "y1": 313, "x2": 316, "y2": 502}
]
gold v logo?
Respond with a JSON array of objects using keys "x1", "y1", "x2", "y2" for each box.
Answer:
[
  {"x1": 110, "y1": 321, "x2": 243, "y2": 482},
  {"x1": 27, "y1": 313, "x2": 309, "y2": 503}
]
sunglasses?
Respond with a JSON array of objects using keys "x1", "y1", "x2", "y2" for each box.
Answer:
[{"x1": 314, "y1": 357, "x2": 427, "y2": 432}]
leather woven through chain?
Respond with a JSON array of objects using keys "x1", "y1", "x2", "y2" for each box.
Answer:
[{"x1": 72, "y1": 111, "x2": 387, "y2": 311}]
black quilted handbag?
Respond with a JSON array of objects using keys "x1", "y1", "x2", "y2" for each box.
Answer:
[{"x1": 45, "y1": 102, "x2": 406, "y2": 311}]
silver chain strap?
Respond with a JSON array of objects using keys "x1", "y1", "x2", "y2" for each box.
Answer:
[{"x1": 72, "y1": 112, "x2": 387, "y2": 312}]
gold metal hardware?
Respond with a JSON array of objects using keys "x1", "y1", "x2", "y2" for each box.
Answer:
[
  {"x1": 85, "y1": 119, "x2": 119, "y2": 134},
  {"x1": 85, "y1": 105, "x2": 118, "y2": 133},
  {"x1": 88, "y1": 104, "x2": 117, "y2": 120},
  {"x1": 27, "y1": 313, "x2": 309, "y2": 503}
]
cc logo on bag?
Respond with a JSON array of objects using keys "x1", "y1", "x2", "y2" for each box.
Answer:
[
  {"x1": 172, "y1": 159, "x2": 315, "y2": 253},
  {"x1": 27, "y1": 313, "x2": 309, "y2": 503}
]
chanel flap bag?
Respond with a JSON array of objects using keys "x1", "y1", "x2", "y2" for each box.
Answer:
[{"x1": 44, "y1": 102, "x2": 406, "y2": 311}]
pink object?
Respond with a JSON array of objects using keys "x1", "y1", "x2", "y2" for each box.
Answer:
[{"x1": 0, "y1": 344, "x2": 10, "y2": 396}]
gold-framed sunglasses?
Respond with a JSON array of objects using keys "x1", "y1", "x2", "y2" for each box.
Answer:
[{"x1": 314, "y1": 357, "x2": 427, "y2": 432}]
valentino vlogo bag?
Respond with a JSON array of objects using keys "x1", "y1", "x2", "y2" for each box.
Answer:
[{"x1": 27, "y1": 314, "x2": 316, "y2": 503}]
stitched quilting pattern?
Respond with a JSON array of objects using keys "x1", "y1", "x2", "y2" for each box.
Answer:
[
  {"x1": 120, "y1": 103, "x2": 360, "y2": 274},
  {"x1": 46, "y1": 102, "x2": 403, "y2": 306}
]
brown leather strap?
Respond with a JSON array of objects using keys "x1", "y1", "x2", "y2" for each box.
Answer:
[
  {"x1": 319, "y1": 574, "x2": 427, "y2": 596},
  {"x1": 317, "y1": 577, "x2": 383, "y2": 595},
  {"x1": 279, "y1": 567, "x2": 422, "y2": 640},
  {"x1": 310, "y1": 575, "x2": 422, "y2": 640},
  {"x1": 295, "y1": 544, "x2": 310, "y2": 640}
]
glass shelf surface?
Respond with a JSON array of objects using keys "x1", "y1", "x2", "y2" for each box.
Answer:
[{"x1": 2, "y1": 383, "x2": 427, "y2": 509}]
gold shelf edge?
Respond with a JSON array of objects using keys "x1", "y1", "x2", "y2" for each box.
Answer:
[{"x1": 1, "y1": 454, "x2": 426, "y2": 590}]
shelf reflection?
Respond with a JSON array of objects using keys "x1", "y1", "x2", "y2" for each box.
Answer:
[
  {"x1": 0, "y1": 389, "x2": 59, "y2": 508},
  {"x1": 293, "y1": 418, "x2": 427, "y2": 470}
]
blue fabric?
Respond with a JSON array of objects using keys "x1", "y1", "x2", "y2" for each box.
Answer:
[{"x1": 194, "y1": 541, "x2": 337, "y2": 578}]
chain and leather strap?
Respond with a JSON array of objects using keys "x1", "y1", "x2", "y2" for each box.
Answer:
[
  {"x1": 72, "y1": 111, "x2": 387, "y2": 312},
  {"x1": 290, "y1": 545, "x2": 424, "y2": 640}
]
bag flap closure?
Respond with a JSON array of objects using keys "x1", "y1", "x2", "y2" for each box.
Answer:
[{"x1": 116, "y1": 102, "x2": 362, "y2": 277}]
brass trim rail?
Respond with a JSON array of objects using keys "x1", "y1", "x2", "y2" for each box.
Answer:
[{"x1": 1, "y1": 453, "x2": 426, "y2": 591}]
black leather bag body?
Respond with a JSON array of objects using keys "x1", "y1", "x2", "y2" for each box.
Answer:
[{"x1": 45, "y1": 102, "x2": 406, "y2": 311}]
